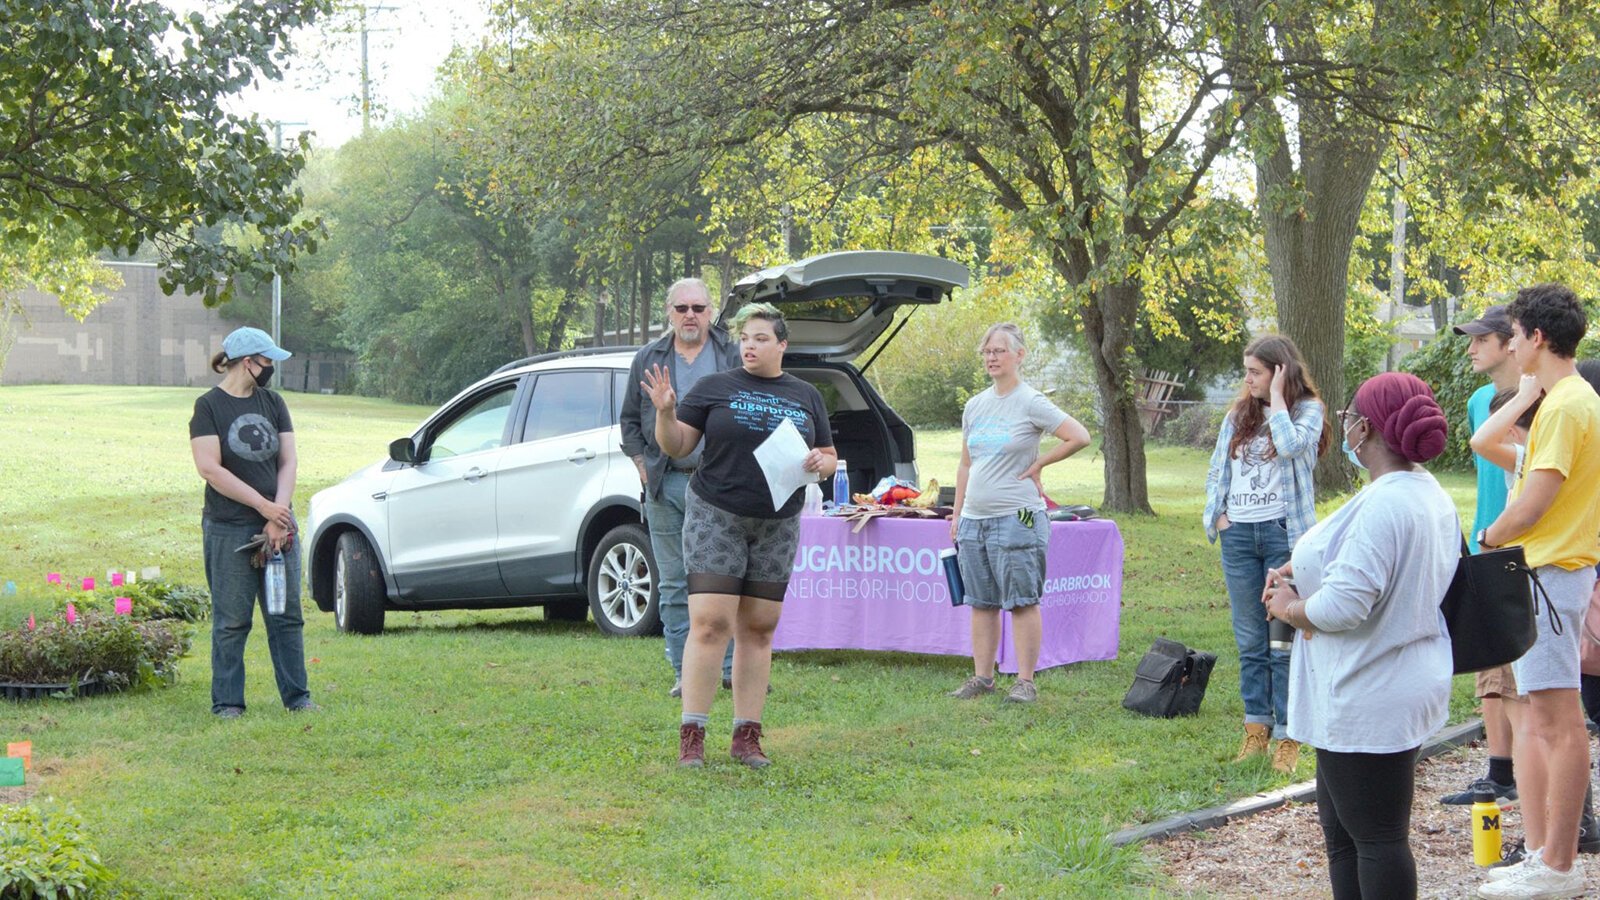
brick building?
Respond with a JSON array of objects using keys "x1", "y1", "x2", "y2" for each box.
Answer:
[{"x1": 2, "y1": 261, "x2": 346, "y2": 391}]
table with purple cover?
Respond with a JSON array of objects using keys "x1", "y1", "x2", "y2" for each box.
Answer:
[{"x1": 773, "y1": 514, "x2": 1124, "y2": 673}]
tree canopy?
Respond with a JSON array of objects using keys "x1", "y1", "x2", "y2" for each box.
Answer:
[{"x1": 1, "y1": 0, "x2": 330, "y2": 309}]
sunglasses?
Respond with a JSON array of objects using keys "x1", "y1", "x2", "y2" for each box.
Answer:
[{"x1": 673, "y1": 304, "x2": 708, "y2": 314}]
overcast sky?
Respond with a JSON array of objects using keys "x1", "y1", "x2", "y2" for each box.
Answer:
[{"x1": 174, "y1": 1, "x2": 491, "y2": 149}]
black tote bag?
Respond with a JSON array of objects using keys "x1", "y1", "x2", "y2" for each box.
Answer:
[{"x1": 1439, "y1": 538, "x2": 1554, "y2": 675}]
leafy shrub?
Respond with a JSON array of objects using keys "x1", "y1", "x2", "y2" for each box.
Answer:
[
  {"x1": 867, "y1": 289, "x2": 1035, "y2": 427},
  {"x1": 1158, "y1": 401, "x2": 1228, "y2": 451},
  {"x1": 68, "y1": 580, "x2": 209, "y2": 623},
  {"x1": 0, "y1": 803, "x2": 115, "y2": 898},
  {"x1": 1399, "y1": 328, "x2": 1479, "y2": 470},
  {"x1": 0, "y1": 611, "x2": 190, "y2": 692}
]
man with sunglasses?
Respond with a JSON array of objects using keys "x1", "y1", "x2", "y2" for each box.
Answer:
[{"x1": 621, "y1": 278, "x2": 740, "y2": 696}]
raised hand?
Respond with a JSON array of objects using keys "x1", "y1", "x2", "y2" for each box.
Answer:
[
  {"x1": 1270, "y1": 364, "x2": 1287, "y2": 400},
  {"x1": 1515, "y1": 373, "x2": 1542, "y2": 403},
  {"x1": 641, "y1": 364, "x2": 677, "y2": 412}
]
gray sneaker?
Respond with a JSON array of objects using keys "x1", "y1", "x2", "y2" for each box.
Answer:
[
  {"x1": 948, "y1": 675, "x2": 996, "y2": 699},
  {"x1": 1003, "y1": 680, "x2": 1038, "y2": 703},
  {"x1": 669, "y1": 677, "x2": 682, "y2": 699}
]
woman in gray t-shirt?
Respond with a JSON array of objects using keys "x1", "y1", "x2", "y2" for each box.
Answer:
[{"x1": 947, "y1": 323, "x2": 1091, "y2": 704}]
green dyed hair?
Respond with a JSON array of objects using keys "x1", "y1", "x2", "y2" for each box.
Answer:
[{"x1": 729, "y1": 302, "x2": 788, "y2": 341}]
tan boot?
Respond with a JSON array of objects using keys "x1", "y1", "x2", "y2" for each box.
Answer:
[
  {"x1": 1233, "y1": 723, "x2": 1270, "y2": 761},
  {"x1": 1271, "y1": 738, "x2": 1301, "y2": 774}
]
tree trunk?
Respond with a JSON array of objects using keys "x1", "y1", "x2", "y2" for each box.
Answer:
[
  {"x1": 1080, "y1": 280, "x2": 1153, "y2": 514},
  {"x1": 544, "y1": 284, "x2": 579, "y2": 353},
  {"x1": 515, "y1": 272, "x2": 536, "y2": 355},
  {"x1": 1253, "y1": 104, "x2": 1386, "y2": 497}
]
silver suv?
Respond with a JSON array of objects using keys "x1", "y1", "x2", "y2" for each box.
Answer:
[{"x1": 304, "y1": 251, "x2": 968, "y2": 635}]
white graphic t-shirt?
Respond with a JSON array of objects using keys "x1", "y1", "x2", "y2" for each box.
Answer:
[{"x1": 1226, "y1": 431, "x2": 1287, "y2": 523}]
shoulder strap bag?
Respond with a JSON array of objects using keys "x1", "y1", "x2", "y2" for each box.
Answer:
[{"x1": 1439, "y1": 536, "x2": 1556, "y2": 675}]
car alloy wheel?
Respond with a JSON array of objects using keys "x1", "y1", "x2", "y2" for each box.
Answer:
[
  {"x1": 597, "y1": 542, "x2": 650, "y2": 627},
  {"x1": 587, "y1": 523, "x2": 659, "y2": 636}
]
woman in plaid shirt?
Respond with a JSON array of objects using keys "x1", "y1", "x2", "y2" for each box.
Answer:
[{"x1": 1203, "y1": 334, "x2": 1331, "y2": 774}]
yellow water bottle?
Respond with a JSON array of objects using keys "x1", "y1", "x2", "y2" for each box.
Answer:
[{"x1": 1472, "y1": 788, "x2": 1502, "y2": 867}]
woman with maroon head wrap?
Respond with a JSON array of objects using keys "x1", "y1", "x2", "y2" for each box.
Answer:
[{"x1": 1261, "y1": 372, "x2": 1459, "y2": 900}]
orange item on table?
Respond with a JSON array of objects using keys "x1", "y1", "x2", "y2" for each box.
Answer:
[{"x1": 6, "y1": 740, "x2": 31, "y2": 772}]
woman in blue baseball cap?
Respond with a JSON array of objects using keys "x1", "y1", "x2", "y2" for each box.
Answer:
[{"x1": 187, "y1": 327, "x2": 316, "y2": 717}]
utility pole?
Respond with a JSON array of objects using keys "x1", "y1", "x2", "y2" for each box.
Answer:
[
  {"x1": 359, "y1": 4, "x2": 397, "y2": 135},
  {"x1": 271, "y1": 120, "x2": 307, "y2": 387}
]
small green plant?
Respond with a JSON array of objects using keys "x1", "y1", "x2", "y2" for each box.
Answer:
[
  {"x1": 0, "y1": 610, "x2": 190, "y2": 692},
  {"x1": 69, "y1": 580, "x2": 209, "y2": 623},
  {"x1": 0, "y1": 802, "x2": 115, "y2": 898}
]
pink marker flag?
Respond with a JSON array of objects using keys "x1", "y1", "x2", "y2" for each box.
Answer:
[
  {"x1": 110, "y1": 572, "x2": 124, "y2": 587},
  {"x1": 114, "y1": 597, "x2": 133, "y2": 615},
  {"x1": 46, "y1": 573, "x2": 61, "y2": 584},
  {"x1": 27, "y1": 615, "x2": 35, "y2": 631},
  {"x1": 65, "y1": 602, "x2": 78, "y2": 625},
  {"x1": 81, "y1": 577, "x2": 95, "y2": 591}
]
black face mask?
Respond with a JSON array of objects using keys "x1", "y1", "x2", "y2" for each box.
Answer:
[{"x1": 252, "y1": 363, "x2": 275, "y2": 387}]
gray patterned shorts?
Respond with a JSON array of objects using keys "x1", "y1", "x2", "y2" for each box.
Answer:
[{"x1": 682, "y1": 489, "x2": 801, "y2": 602}]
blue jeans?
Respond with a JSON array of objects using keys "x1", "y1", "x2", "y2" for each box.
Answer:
[
  {"x1": 646, "y1": 470, "x2": 732, "y2": 679},
  {"x1": 202, "y1": 518, "x2": 311, "y2": 712},
  {"x1": 1219, "y1": 518, "x2": 1291, "y2": 740}
]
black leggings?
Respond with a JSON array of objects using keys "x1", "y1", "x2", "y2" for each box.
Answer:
[{"x1": 1314, "y1": 747, "x2": 1419, "y2": 900}]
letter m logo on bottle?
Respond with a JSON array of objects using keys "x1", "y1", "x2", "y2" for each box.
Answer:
[{"x1": 1482, "y1": 814, "x2": 1500, "y2": 831}]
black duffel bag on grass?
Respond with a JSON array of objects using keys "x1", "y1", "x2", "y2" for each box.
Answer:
[{"x1": 1122, "y1": 636, "x2": 1216, "y2": 718}]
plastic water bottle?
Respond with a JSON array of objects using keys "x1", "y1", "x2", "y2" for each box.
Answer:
[
  {"x1": 803, "y1": 483, "x2": 823, "y2": 516},
  {"x1": 832, "y1": 459, "x2": 850, "y2": 507},
  {"x1": 1472, "y1": 789, "x2": 1502, "y2": 867},
  {"x1": 264, "y1": 551, "x2": 287, "y2": 616}
]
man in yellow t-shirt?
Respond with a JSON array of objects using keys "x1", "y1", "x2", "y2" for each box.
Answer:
[{"x1": 1478, "y1": 283, "x2": 1600, "y2": 898}]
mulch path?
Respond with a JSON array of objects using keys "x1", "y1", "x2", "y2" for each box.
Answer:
[{"x1": 1147, "y1": 739, "x2": 1600, "y2": 898}]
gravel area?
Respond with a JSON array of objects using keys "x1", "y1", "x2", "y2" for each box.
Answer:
[{"x1": 1148, "y1": 739, "x2": 1600, "y2": 898}]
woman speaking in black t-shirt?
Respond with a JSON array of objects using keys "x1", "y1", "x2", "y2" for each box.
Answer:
[{"x1": 643, "y1": 302, "x2": 836, "y2": 769}]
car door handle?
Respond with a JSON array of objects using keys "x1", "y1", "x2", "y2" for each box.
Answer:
[
  {"x1": 463, "y1": 467, "x2": 486, "y2": 482},
  {"x1": 568, "y1": 449, "x2": 597, "y2": 463}
]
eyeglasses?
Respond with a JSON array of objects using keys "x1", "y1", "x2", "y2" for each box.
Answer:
[
  {"x1": 979, "y1": 348, "x2": 1012, "y2": 358},
  {"x1": 1338, "y1": 409, "x2": 1365, "y2": 426},
  {"x1": 672, "y1": 304, "x2": 708, "y2": 314}
]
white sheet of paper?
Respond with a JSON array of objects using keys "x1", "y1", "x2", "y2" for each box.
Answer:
[{"x1": 752, "y1": 416, "x2": 820, "y2": 511}]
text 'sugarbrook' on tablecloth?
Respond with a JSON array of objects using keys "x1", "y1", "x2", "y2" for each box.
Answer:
[{"x1": 774, "y1": 516, "x2": 1124, "y2": 673}]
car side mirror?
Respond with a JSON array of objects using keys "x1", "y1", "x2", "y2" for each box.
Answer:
[{"x1": 388, "y1": 437, "x2": 420, "y2": 465}]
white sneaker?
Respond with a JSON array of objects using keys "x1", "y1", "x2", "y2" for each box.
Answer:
[
  {"x1": 1487, "y1": 848, "x2": 1542, "y2": 883},
  {"x1": 1479, "y1": 855, "x2": 1586, "y2": 899}
]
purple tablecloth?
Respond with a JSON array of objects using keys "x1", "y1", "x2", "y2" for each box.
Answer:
[{"x1": 774, "y1": 515, "x2": 1123, "y2": 673}]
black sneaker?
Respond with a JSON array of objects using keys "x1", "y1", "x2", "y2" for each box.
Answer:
[
  {"x1": 1440, "y1": 776, "x2": 1517, "y2": 806},
  {"x1": 1580, "y1": 813, "x2": 1600, "y2": 854},
  {"x1": 1488, "y1": 839, "x2": 1526, "y2": 870}
]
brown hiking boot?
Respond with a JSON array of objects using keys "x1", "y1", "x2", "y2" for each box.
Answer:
[
  {"x1": 678, "y1": 723, "x2": 705, "y2": 768},
  {"x1": 1233, "y1": 723, "x2": 1270, "y2": 761},
  {"x1": 730, "y1": 721, "x2": 771, "y2": 769},
  {"x1": 1271, "y1": 738, "x2": 1301, "y2": 774}
]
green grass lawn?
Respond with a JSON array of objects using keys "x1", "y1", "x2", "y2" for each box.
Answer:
[{"x1": 0, "y1": 384, "x2": 1481, "y2": 897}]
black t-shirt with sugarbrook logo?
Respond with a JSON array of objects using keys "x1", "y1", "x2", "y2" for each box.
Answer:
[
  {"x1": 675, "y1": 368, "x2": 834, "y2": 519},
  {"x1": 188, "y1": 386, "x2": 293, "y2": 526}
]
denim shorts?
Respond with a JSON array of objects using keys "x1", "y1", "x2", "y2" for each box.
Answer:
[
  {"x1": 1513, "y1": 564, "x2": 1599, "y2": 694},
  {"x1": 955, "y1": 510, "x2": 1049, "y2": 611},
  {"x1": 682, "y1": 490, "x2": 801, "y2": 601}
]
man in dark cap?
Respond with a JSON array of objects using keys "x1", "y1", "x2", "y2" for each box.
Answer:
[{"x1": 1441, "y1": 305, "x2": 1525, "y2": 811}]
